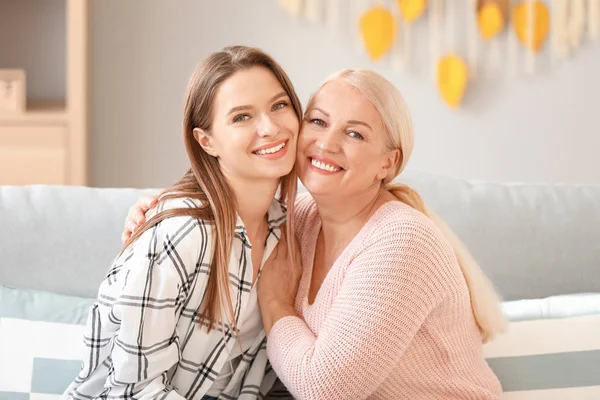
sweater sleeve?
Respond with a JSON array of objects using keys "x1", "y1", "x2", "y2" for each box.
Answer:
[{"x1": 266, "y1": 208, "x2": 458, "y2": 399}]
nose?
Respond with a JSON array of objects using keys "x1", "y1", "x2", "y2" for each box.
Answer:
[
  {"x1": 256, "y1": 113, "x2": 280, "y2": 138},
  {"x1": 315, "y1": 129, "x2": 341, "y2": 153}
]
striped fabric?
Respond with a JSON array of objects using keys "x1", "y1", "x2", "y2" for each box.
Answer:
[
  {"x1": 62, "y1": 197, "x2": 286, "y2": 400},
  {"x1": 484, "y1": 312, "x2": 600, "y2": 398}
]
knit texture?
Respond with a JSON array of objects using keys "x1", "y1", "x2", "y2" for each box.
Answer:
[{"x1": 266, "y1": 194, "x2": 502, "y2": 399}]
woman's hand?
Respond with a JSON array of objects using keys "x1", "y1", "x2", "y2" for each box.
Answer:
[
  {"x1": 258, "y1": 230, "x2": 303, "y2": 335},
  {"x1": 121, "y1": 194, "x2": 158, "y2": 244}
]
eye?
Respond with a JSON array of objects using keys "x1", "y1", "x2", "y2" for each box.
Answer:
[
  {"x1": 310, "y1": 118, "x2": 326, "y2": 127},
  {"x1": 233, "y1": 114, "x2": 250, "y2": 123},
  {"x1": 272, "y1": 101, "x2": 289, "y2": 111},
  {"x1": 348, "y1": 130, "x2": 364, "y2": 140}
]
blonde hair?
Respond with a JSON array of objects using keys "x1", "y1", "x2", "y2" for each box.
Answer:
[
  {"x1": 123, "y1": 46, "x2": 302, "y2": 333},
  {"x1": 309, "y1": 69, "x2": 507, "y2": 342}
]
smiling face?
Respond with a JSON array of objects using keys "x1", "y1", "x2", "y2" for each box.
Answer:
[
  {"x1": 194, "y1": 66, "x2": 300, "y2": 185},
  {"x1": 296, "y1": 78, "x2": 400, "y2": 198}
]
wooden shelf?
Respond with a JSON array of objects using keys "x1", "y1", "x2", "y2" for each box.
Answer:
[
  {"x1": 0, "y1": 101, "x2": 68, "y2": 125},
  {"x1": 0, "y1": 0, "x2": 88, "y2": 185}
]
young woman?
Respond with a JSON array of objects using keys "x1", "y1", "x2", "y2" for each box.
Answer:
[
  {"x1": 63, "y1": 46, "x2": 303, "y2": 400},
  {"x1": 123, "y1": 70, "x2": 508, "y2": 399}
]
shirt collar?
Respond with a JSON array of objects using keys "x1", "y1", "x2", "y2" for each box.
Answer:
[{"x1": 234, "y1": 198, "x2": 287, "y2": 234}]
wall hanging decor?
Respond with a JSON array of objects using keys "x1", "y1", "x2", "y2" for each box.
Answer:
[{"x1": 276, "y1": 0, "x2": 600, "y2": 109}]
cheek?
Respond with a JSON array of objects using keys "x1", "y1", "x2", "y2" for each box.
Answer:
[
  {"x1": 295, "y1": 131, "x2": 306, "y2": 154},
  {"x1": 348, "y1": 149, "x2": 381, "y2": 174},
  {"x1": 221, "y1": 130, "x2": 252, "y2": 157},
  {"x1": 279, "y1": 110, "x2": 300, "y2": 135},
  {"x1": 297, "y1": 125, "x2": 317, "y2": 152}
]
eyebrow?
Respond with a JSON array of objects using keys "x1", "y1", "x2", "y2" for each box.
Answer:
[
  {"x1": 310, "y1": 107, "x2": 373, "y2": 131},
  {"x1": 311, "y1": 107, "x2": 330, "y2": 117},
  {"x1": 347, "y1": 120, "x2": 373, "y2": 131},
  {"x1": 227, "y1": 91, "x2": 289, "y2": 116}
]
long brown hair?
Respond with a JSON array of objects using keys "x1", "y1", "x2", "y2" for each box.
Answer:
[
  {"x1": 308, "y1": 69, "x2": 507, "y2": 343},
  {"x1": 123, "y1": 46, "x2": 302, "y2": 333}
]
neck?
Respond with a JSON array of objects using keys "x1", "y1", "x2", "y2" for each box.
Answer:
[
  {"x1": 313, "y1": 183, "x2": 386, "y2": 246},
  {"x1": 229, "y1": 176, "x2": 279, "y2": 238}
]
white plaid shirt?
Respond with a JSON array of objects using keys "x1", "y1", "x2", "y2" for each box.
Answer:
[{"x1": 63, "y1": 197, "x2": 285, "y2": 400}]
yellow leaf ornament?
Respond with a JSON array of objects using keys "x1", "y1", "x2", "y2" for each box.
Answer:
[
  {"x1": 360, "y1": 7, "x2": 397, "y2": 61},
  {"x1": 437, "y1": 54, "x2": 469, "y2": 109}
]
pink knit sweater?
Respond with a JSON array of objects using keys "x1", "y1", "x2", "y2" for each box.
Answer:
[{"x1": 266, "y1": 194, "x2": 502, "y2": 399}]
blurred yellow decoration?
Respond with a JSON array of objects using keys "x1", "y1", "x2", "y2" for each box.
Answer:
[
  {"x1": 512, "y1": 1, "x2": 550, "y2": 52},
  {"x1": 477, "y1": 3, "x2": 505, "y2": 40},
  {"x1": 276, "y1": 0, "x2": 302, "y2": 16},
  {"x1": 397, "y1": 0, "x2": 427, "y2": 23},
  {"x1": 360, "y1": 7, "x2": 397, "y2": 61},
  {"x1": 437, "y1": 54, "x2": 468, "y2": 109}
]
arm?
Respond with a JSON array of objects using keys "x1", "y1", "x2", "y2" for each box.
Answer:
[
  {"x1": 265, "y1": 211, "x2": 456, "y2": 399},
  {"x1": 86, "y1": 213, "x2": 209, "y2": 398}
]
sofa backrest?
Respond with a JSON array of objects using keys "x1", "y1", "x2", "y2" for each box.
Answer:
[
  {"x1": 0, "y1": 185, "x2": 157, "y2": 298},
  {"x1": 1, "y1": 170, "x2": 599, "y2": 300},
  {"x1": 397, "y1": 170, "x2": 600, "y2": 300}
]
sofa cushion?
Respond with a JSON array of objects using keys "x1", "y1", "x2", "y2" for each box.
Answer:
[
  {"x1": 502, "y1": 292, "x2": 600, "y2": 321},
  {"x1": 0, "y1": 285, "x2": 93, "y2": 399},
  {"x1": 483, "y1": 293, "x2": 600, "y2": 398},
  {"x1": 0, "y1": 185, "x2": 157, "y2": 298}
]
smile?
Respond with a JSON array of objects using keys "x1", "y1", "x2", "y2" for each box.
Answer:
[
  {"x1": 254, "y1": 141, "x2": 286, "y2": 155},
  {"x1": 252, "y1": 139, "x2": 289, "y2": 160},
  {"x1": 310, "y1": 157, "x2": 342, "y2": 172}
]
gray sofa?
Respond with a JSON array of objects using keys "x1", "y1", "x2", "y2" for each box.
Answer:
[
  {"x1": 1, "y1": 170, "x2": 599, "y2": 399},
  {"x1": 2, "y1": 170, "x2": 599, "y2": 300}
]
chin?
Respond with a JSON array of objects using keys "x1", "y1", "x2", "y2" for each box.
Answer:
[
  {"x1": 299, "y1": 176, "x2": 336, "y2": 196},
  {"x1": 266, "y1": 164, "x2": 295, "y2": 180}
]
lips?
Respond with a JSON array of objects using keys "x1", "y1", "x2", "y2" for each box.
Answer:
[
  {"x1": 252, "y1": 138, "x2": 288, "y2": 155},
  {"x1": 309, "y1": 156, "x2": 343, "y2": 172},
  {"x1": 251, "y1": 138, "x2": 290, "y2": 161}
]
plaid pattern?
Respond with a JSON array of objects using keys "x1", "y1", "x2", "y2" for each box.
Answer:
[{"x1": 62, "y1": 197, "x2": 286, "y2": 400}]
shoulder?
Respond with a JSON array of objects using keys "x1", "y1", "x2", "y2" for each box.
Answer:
[
  {"x1": 292, "y1": 192, "x2": 318, "y2": 242},
  {"x1": 358, "y1": 201, "x2": 460, "y2": 285},
  {"x1": 130, "y1": 197, "x2": 214, "y2": 258},
  {"x1": 293, "y1": 192, "x2": 317, "y2": 220},
  {"x1": 368, "y1": 201, "x2": 449, "y2": 249}
]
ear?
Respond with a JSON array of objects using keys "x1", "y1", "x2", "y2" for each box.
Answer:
[
  {"x1": 193, "y1": 128, "x2": 218, "y2": 157},
  {"x1": 376, "y1": 149, "x2": 401, "y2": 181}
]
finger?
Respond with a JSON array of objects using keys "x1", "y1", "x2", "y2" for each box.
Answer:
[
  {"x1": 277, "y1": 232, "x2": 288, "y2": 260},
  {"x1": 273, "y1": 242, "x2": 281, "y2": 260},
  {"x1": 133, "y1": 209, "x2": 146, "y2": 225},
  {"x1": 266, "y1": 242, "x2": 280, "y2": 264},
  {"x1": 293, "y1": 237, "x2": 301, "y2": 258},
  {"x1": 278, "y1": 229, "x2": 287, "y2": 249},
  {"x1": 136, "y1": 194, "x2": 156, "y2": 215},
  {"x1": 127, "y1": 204, "x2": 138, "y2": 221},
  {"x1": 143, "y1": 194, "x2": 158, "y2": 209},
  {"x1": 125, "y1": 219, "x2": 139, "y2": 236},
  {"x1": 121, "y1": 231, "x2": 130, "y2": 245}
]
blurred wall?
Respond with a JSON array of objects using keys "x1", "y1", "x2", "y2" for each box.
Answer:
[{"x1": 36, "y1": 0, "x2": 600, "y2": 186}]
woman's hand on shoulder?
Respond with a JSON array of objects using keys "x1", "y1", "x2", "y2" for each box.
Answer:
[{"x1": 121, "y1": 194, "x2": 159, "y2": 244}]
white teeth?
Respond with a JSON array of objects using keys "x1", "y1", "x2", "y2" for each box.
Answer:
[
  {"x1": 311, "y1": 158, "x2": 340, "y2": 172},
  {"x1": 255, "y1": 142, "x2": 285, "y2": 155}
]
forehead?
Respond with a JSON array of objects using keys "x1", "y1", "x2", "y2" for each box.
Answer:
[
  {"x1": 311, "y1": 79, "x2": 380, "y2": 123},
  {"x1": 214, "y1": 66, "x2": 285, "y2": 111}
]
